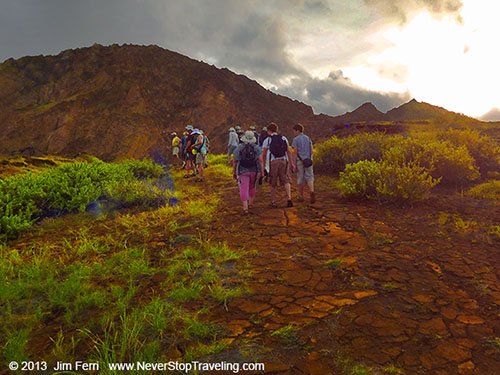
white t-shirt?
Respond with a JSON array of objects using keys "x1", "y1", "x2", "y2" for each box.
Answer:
[{"x1": 262, "y1": 134, "x2": 290, "y2": 161}]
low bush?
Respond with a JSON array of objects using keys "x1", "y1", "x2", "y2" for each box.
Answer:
[
  {"x1": 340, "y1": 160, "x2": 440, "y2": 203},
  {"x1": 376, "y1": 161, "x2": 440, "y2": 202},
  {"x1": 383, "y1": 139, "x2": 480, "y2": 185},
  {"x1": 0, "y1": 159, "x2": 167, "y2": 240},
  {"x1": 467, "y1": 180, "x2": 500, "y2": 200},
  {"x1": 317, "y1": 130, "x2": 496, "y2": 185},
  {"x1": 338, "y1": 160, "x2": 380, "y2": 199},
  {"x1": 315, "y1": 133, "x2": 403, "y2": 173},
  {"x1": 437, "y1": 129, "x2": 500, "y2": 175}
]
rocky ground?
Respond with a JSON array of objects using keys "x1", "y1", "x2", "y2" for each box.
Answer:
[{"x1": 197, "y1": 173, "x2": 499, "y2": 374}]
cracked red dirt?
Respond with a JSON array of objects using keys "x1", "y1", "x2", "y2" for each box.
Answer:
[{"x1": 201, "y1": 174, "x2": 499, "y2": 374}]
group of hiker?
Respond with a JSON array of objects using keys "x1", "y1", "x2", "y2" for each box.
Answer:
[
  {"x1": 230, "y1": 122, "x2": 315, "y2": 214},
  {"x1": 170, "y1": 124, "x2": 209, "y2": 182},
  {"x1": 170, "y1": 122, "x2": 315, "y2": 214}
]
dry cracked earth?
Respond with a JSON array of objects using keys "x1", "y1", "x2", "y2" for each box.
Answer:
[{"x1": 199, "y1": 173, "x2": 499, "y2": 375}]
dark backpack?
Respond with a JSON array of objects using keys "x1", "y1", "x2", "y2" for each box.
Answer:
[
  {"x1": 269, "y1": 134, "x2": 288, "y2": 158},
  {"x1": 239, "y1": 144, "x2": 258, "y2": 168}
]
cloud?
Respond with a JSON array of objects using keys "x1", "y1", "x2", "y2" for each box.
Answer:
[
  {"x1": 363, "y1": 0, "x2": 463, "y2": 23},
  {"x1": 479, "y1": 108, "x2": 500, "y2": 122},
  {"x1": 276, "y1": 70, "x2": 411, "y2": 115}
]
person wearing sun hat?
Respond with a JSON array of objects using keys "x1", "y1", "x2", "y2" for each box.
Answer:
[{"x1": 232, "y1": 131, "x2": 264, "y2": 214}]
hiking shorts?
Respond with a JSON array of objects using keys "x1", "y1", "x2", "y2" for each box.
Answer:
[
  {"x1": 196, "y1": 152, "x2": 206, "y2": 165},
  {"x1": 172, "y1": 146, "x2": 180, "y2": 157},
  {"x1": 269, "y1": 159, "x2": 291, "y2": 187},
  {"x1": 297, "y1": 159, "x2": 314, "y2": 185}
]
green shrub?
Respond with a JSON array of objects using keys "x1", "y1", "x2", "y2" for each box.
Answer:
[
  {"x1": 315, "y1": 133, "x2": 403, "y2": 173},
  {"x1": 116, "y1": 159, "x2": 164, "y2": 179},
  {"x1": 376, "y1": 161, "x2": 440, "y2": 202},
  {"x1": 0, "y1": 158, "x2": 167, "y2": 240},
  {"x1": 384, "y1": 139, "x2": 479, "y2": 185},
  {"x1": 339, "y1": 160, "x2": 380, "y2": 199},
  {"x1": 340, "y1": 160, "x2": 440, "y2": 203},
  {"x1": 437, "y1": 129, "x2": 500, "y2": 174},
  {"x1": 467, "y1": 180, "x2": 500, "y2": 200}
]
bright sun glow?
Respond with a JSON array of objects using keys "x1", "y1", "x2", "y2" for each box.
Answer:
[{"x1": 344, "y1": 0, "x2": 500, "y2": 118}]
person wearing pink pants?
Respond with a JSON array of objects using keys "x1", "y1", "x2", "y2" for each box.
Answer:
[{"x1": 232, "y1": 131, "x2": 264, "y2": 214}]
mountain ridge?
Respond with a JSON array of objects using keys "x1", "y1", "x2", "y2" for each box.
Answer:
[{"x1": 0, "y1": 44, "x2": 488, "y2": 159}]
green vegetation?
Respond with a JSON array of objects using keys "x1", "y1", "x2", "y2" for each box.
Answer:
[
  {"x1": 336, "y1": 355, "x2": 373, "y2": 375},
  {"x1": 339, "y1": 160, "x2": 439, "y2": 203},
  {"x1": 270, "y1": 324, "x2": 303, "y2": 348},
  {"x1": 0, "y1": 163, "x2": 250, "y2": 368},
  {"x1": 316, "y1": 129, "x2": 499, "y2": 202},
  {"x1": 467, "y1": 180, "x2": 500, "y2": 200},
  {"x1": 324, "y1": 258, "x2": 345, "y2": 269},
  {"x1": 0, "y1": 158, "x2": 168, "y2": 240},
  {"x1": 206, "y1": 153, "x2": 233, "y2": 179}
]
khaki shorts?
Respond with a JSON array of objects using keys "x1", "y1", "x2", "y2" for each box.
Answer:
[
  {"x1": 196, "y1": 153, "x2": 207, "y2": 165},
  {"x1": 269, "y1": 159, "x2": 291, "y2": 187},
  {"x1": 297, "y1": 159, "x2": 314, "y2": 185}
]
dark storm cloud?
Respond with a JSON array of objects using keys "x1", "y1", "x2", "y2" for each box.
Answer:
[
  {"x1": 364, "y1": 0, "x2": 463, "y2": 23},
  {"x1": 276, "y1": 70, "x2": 411, "y2": 115},
  {"x1": 0, "y1": 0, "x2": 170, "y2": 61}
]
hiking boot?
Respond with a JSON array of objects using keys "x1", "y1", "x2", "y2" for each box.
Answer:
[
  {"x1": 310, "y1": 192, "x2": 316, "y2": 204},
  {"x1": 287, "y1": 200, "x2": 293, "y2": 208}
]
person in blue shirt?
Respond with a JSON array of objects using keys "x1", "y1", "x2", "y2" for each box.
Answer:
[{"x1": 291, "y1": 123, "x2": 315, "y2": 204}]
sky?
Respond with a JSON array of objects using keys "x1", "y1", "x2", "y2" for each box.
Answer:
[{"x1": 1, "y1": 0, "x2": 499, "y2": 120}]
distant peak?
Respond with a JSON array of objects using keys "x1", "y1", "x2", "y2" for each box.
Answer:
[
  {"x1": 358, "y1": 102, "x2": 376, "y2": 108},
  {"x1": 352, "y1": 102, "x2": 382, "y2": 114},
  {"x1": 408, "y1": 98, "x2": 418, "y2": 104}
]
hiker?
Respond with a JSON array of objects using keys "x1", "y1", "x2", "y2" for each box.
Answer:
[
  {"x1": 180, "y1": 131, "x2": 189, "y2": 169},
  {"x1": 232, "y1": 131, "x2": 264, "y2": 214},
  {"x1": 184, "y1": 124, "x2": 196, "y2": 178},
  {"x1": 258, "y1": 126, "x2": 268, "y2": 146},
  {"x1": 292, "y1": 123, "x2": 315, "y2": 204},
  {"x1": 258, "y1": 126, "x2": 270, "y2": 180},
  {"x1": 227, "y1": 127, "x2": 239, "y2": 164},
  {"x1": 235, "y1": 125, "x2": 244, "y2": 143},
  {"x1": 249, "y1": 125, "x2": 260, "y2": 143},
  {"x1": 171, "y1": 132, "x2": 181, "y2": 160},
  {"x1": 261, "y1": 122, "x2": 295, "y2": 208},
  {"x1": 200, "y1": 129, "x2": 210, "y2": 168},
  {"x1": 191, "y1": 128, "x2": 207, "y2": 182}
]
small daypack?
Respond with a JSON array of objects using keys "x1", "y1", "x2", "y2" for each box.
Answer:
[
  {"x1": 239, "y1": 144, "x2": 258, "y2": 168},
  {"x1": 269, "y1": 134, "x2": 288, "y2": 158}
]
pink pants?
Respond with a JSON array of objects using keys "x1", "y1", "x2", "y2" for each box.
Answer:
[{"x1": 238, "y1": 172, "x2": 258, "y2": 202}]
